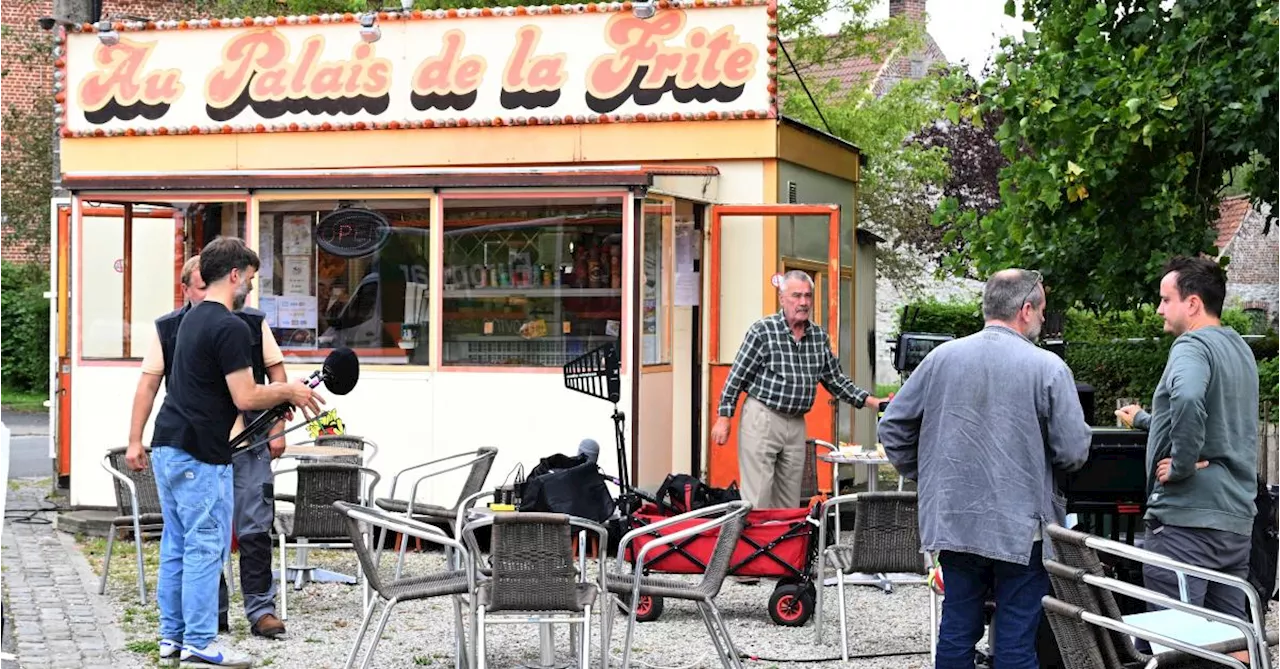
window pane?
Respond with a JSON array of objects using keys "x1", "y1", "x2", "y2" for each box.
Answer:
[
  {"x1": 642, "y1": 199, "x2": 670, "y2": 365},
  {"x1": 257, "y1": 199, "x2": 431, "y2": 365},
  {"x1": 81, "y1": 201, "x2": 243, "y2": 359},
  {"x1": 442, "y1": 197, "x2": 624, "y2": 368}
]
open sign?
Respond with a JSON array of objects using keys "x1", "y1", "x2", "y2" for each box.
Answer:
[{"x1": 314, "y1": 208, "x2": 392, "y2": 258}]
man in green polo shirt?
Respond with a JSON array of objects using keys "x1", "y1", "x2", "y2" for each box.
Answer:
[{"x1": 1117, "y1": 255, "x2": 1259, "y2": 622}]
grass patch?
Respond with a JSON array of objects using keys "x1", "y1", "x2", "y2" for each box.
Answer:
[
  {"x1": 125, "y1": 639, "x2": 159, "y2": 654},
  {"x1": 1, "y1": 387, "x2": 46, "y2": 412}
]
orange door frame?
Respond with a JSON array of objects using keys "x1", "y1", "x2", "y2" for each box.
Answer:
[
  {"x1": 55, "y1": 205, "x2": 73, "y2": 482},
  {"x1": 705, "y1": 204, "x2": 842, "y2": 493}
]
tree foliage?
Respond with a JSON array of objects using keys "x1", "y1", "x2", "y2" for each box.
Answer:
[
  {"x1": 910, "y1": 74, "x2": 1006, "y2": 272},
  {"x1": 937, "y1": 0, "x2": 1279, "y2": 311}
]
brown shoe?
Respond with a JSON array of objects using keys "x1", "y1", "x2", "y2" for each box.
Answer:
[{"x1": 251, "y1": 613, "x2": 286, "y2": 639}]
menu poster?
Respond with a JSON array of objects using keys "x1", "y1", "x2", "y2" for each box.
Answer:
[
  {"x1": 281, "y1": 214, "x2": 312, "y2": 255},
  {"x1": 276, "y1": 296, "x2": 317, "y2": 329},
  {"x1": 674, "y1": 216, "x2": 700, "y2": 306},
  {"x1": 258, "y1": 217, "x2": 275, "y2": 283},
  {"x1": 283, "y1": 255, "x2": 311, "y2": 295},
  {"x1": 257, "y1": 296, "x2": 279, "y2": 327}
]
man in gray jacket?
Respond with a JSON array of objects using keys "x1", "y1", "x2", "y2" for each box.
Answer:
[
  {"x1": 1116, "y1": 255, "x2": 1258, "y2": 622},
  {"x1": 879, "y1": 268, "x2": 1092, "y2": 669}
]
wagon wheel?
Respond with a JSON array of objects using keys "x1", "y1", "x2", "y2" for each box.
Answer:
[
  {"x1": 767, "y1": 583, "x2": 814, "y2": 626},
  {"x1": 635, "y1": 594, "x2": 664, "y2": 622}
]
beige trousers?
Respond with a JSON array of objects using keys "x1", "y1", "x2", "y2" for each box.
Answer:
[{"x1": 737, "y1": 396, "x2": 807, "y2": 509}]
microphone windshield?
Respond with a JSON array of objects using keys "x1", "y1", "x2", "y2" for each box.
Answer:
[{"x1": 322, "y1": 347, "x2": 360, "y2": 395}]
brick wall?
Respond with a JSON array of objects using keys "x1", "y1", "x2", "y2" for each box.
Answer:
[
  {"x1": 1225, "y1": 205, "x2": 1279, "y2": 286},
  {"x1": 1, "y1": 0, "x2": 206, "y2": 263},
  {"x1": 1223, "y1": 204, "x2": 1279, "y2": 326},
  {"x1": 888, "y1": 0, "x2": 927, "y2": 24}
]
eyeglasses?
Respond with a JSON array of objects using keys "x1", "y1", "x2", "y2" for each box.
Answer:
[{"x1": 1021, "y1": 270, "x2": 1043, "y2": 308}]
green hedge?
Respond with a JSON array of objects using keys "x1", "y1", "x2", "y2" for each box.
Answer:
[
  {"x1": 1, "y1": 261, "x2": 51, "y2": 394},
  {"x1": 897, "y1": 299, "x2": 1277, "y2": 425}
]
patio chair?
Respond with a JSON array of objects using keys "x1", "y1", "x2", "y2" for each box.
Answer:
[
  {"x1": 334, "y1": 501, "x2": 475, "y2": 669},
  {"x1": 272, "y1": 462, "x2": 381, "y2": 620},
  {"x1": 99, "y1": 446, "x2": 165, "y2": 604},
  {"x1": 374, "y1": 447, "x2": 497, "y2": 575},
  {"x1": 605, "y1": 500, "x2": 752, "y2": 669},
  {"x1": 461, "y1": 511, "x2": 608, "y2": 669},
  {"x1": 813, "y1": 491, "x2": 937, "y2": 663},
  {"x1": 1043, "y1": 523, "x2": 1277, "y2": 669}
]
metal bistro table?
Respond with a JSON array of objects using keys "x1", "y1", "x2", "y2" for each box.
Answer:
[
  {"x1": 277, "y1": 444, "x2": 366, "y2": 586},
  {"x1": 818, "y1": 448, "x2": 914, "y2": 592}
]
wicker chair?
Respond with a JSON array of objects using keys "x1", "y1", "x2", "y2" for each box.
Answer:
[
  {"x1": 334, "y1": 501, "x2": 475, "y2": 669},
  {"x1": 272, "y1": 462, "x2": 380, "y2": 620},
  {"x1": 375, "y1": 447, "x2": 498, "y2": 575},
  {"x1": 98, "y1": 447, "x2": 165, "y2": 604},
  {"x1": 605, "y1": 500, "x2": 752, "y2": 669},
  {"x1": 1044, "y1": 523, "x2": 1276, "y2": 669},
  {"x1": 813, "y1": 491, "x2": 937, "y2": 663},
  {"x1": 461, "y1": 512, "x2": 607, "y2": 669}
]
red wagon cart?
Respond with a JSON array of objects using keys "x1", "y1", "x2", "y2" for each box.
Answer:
[{"x1": 624, "y1": 502, "x2": 822, "y2": 626}]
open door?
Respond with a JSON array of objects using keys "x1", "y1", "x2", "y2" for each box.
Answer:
[
  {"x1": 705, "y1": 204, "x2": 841, "y2": 492},
  {"x1": 54, "y1": 203, "x2": 72, "y2": 487}
]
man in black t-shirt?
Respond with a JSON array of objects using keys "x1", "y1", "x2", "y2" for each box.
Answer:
[{"x1": 150, "y1": 237, "x2": 322, "y2": 668}]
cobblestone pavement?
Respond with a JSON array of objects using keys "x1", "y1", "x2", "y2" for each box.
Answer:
[{"x1": 1, "y1": 480, "x2": 129, "y2": 669}]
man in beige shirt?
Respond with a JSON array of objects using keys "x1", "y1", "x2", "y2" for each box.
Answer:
[{"x1": 126, "y1": 255, "x2": 290, "y2": 640}]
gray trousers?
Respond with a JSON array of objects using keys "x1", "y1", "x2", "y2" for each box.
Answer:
[
  {"x1": 1142, "y1": 519, "x2": 1251, "y2": 620},
  {"x1": 218, "y1": 444, "x2": 278, "y2": 625},
  {"x1": 738, "y1": 396, "x2": 807, "y2": 509}
]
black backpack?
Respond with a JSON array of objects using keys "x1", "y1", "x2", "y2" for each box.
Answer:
[
  {"x1": 655, "y1": 473, "x2": 741, "y2": 514},
  {"x1": 518, "y1": 453, "x2": 616, "y2": 523}
]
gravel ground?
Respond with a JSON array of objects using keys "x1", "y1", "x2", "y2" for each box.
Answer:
[
  {"x1": 86, "y1": 537, "x2": 935, "y2": 669},
  {"x1": 84, "y1": 536, "x2": 1278, "y2": 669}
]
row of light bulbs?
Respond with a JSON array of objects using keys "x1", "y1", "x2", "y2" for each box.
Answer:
[{"x1": 93, "y1": 0, "x2": 658, "y2": 45}]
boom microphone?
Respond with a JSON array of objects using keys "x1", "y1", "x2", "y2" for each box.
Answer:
[{"x1": 229, "y1": 347, "x2": 360, "y2": 451}]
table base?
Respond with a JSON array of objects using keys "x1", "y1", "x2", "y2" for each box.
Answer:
[
  {"x1": 284, "y1": 566, "x2": 358, "y2": 588},
  {"x1": 822, "y1": 572, "x2": 926, "y2": 593}
]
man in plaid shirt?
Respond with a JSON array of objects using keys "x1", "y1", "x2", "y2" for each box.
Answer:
[{"x1": 712, "y1": 270, "x2": 884, "y2": 509}]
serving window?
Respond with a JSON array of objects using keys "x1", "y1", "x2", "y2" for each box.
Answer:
[
  {"x1": 256, "y1": 198, "x2": 431, "y2": 365},
  {"x1": 441, "y1": 196, "x2": 624, "y2": 368}
]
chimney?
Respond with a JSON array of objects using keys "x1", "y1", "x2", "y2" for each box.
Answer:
[{"x1": 888, "y1": 0, "x2": 926, "y2": 24}]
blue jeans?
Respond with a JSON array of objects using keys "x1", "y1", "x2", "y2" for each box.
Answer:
[
  {"x1": 936, "y1": 542, "x2": 1050, "y2": 669},
  {"x1": 153, "y1": 446, "x2": 234, "y2": 649}
]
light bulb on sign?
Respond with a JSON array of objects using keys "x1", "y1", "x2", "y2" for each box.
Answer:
[{"x1": 358, "y1": 13, "x2": 380, "y2": 43}]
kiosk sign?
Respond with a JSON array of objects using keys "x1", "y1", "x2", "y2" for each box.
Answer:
[{"x1": 61, "y1": 3, "x2": 775, "y2": 136}]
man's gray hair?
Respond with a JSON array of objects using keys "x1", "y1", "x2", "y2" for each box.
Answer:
[
  {"x1": 982, "y1": 269, "x2": 1044, "y2": 321},
  {"x1": 779, "y1": 269, "x2": 815, "y2": 292}
]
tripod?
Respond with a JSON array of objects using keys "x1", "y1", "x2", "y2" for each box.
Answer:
[{"x1": 563, "y1": 342, "x2": 649, "y2": 525}]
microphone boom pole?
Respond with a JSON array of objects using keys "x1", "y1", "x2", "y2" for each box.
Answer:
[{"x1": 229, "y1": 347, "x2": 360, "y2": 452}]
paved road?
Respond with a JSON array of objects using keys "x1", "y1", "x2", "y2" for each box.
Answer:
[
  {"x1": 8, "y1": 437, "x2": 53, "y2": 480},
  {"x1": 4, "y1": 412, "x2": 53, "y2": 481}
]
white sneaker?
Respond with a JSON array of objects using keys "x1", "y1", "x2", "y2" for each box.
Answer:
[
  {"x1": 179, "y1": 642, "x2": 254, "y2": 668},
  {"x1": 159, "y1": 638, "x2": 182, "y2": 667}
]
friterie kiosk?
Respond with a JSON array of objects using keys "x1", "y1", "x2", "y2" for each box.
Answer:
[{"x1": 50, "y1": 0, "x2": 879, "y2": 509}]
